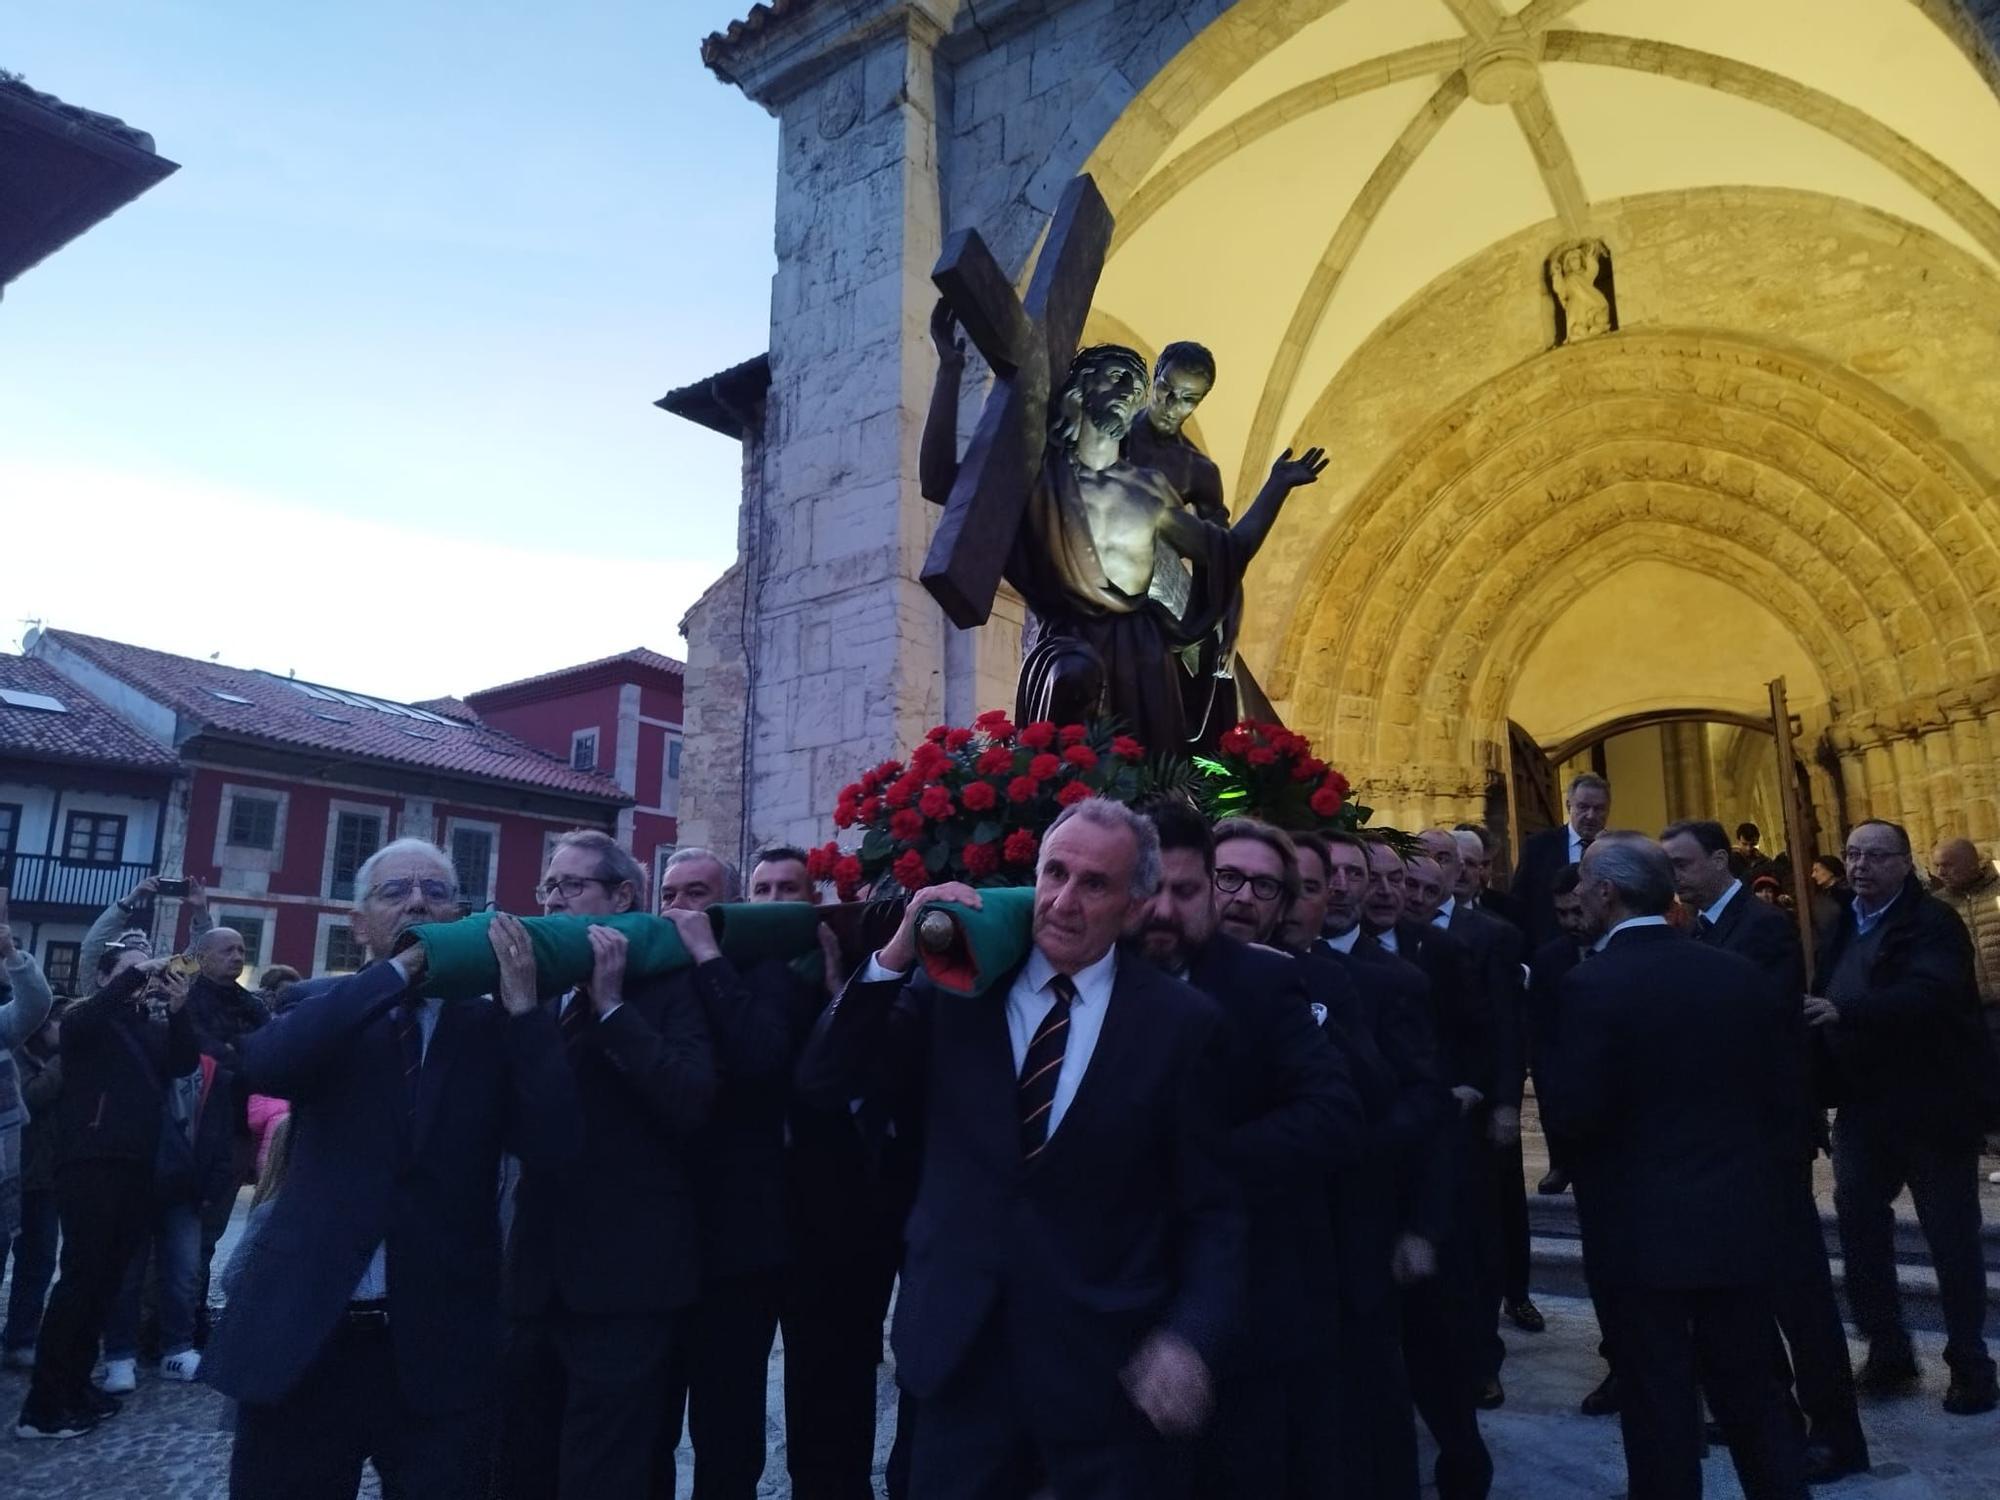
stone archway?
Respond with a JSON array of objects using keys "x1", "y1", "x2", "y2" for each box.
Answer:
[{"x1": 1268, "y1": 329, "x2": 2000, "y2": 848}]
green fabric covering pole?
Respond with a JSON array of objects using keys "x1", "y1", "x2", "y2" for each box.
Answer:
[
  {"x1": 915, "y1": 886, "x2": 1036, "y2": 998},
  {"x1": 403, "y1": 902, "x2": 830, "y2": 1002}
]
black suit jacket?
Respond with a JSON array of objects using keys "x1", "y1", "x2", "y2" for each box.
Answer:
[
  {"x1": 1814, "y1": 874, "x2": 1999, "y2": 1141},
  {"x1": 1540, "y1": 926, "x2": 1794, "y2": 1289},
  {"x1": 1446, "y1": 900, "x2": 1527, "y2": 1109},
  {"x1": 205, "y1": 962, "x2": 582, "y2": 1413},
  {"x1": 506, "y1": 972, "x2": 717, "y2": 1319},
  {"x1": 1525, "y1": 935, "x2": 1583, "y2": 1071},
  {"x1": 1511, "y1": 826, "x2": 1581, "y2": 952},
  {"x1": 1379, "y1": 920, "x2": 1499, "y2": 1108},
  {"x1": 1694, "y1": 885, "x2": 1817, "y2": 1162},
  {"x1": 676, "y1": 955, "x2": 802, "y2": 1278},
  {"x1": 797, "y1": 945, "x2": 1243, "y2": 1440},
  {"x1": 1182, "y1": 934, "x2": 1363, "y2": 1375}
]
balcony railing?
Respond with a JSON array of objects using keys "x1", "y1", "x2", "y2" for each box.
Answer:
[{"x1": 0, "y1": 854, "x2": 155, "y2": 911}]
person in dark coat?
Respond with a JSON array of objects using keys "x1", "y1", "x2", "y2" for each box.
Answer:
[
  {"x1": 798, "y1": 799, "x2": 1243, "y2": 1500},
  {"x1": 496, "y1": 831, "x2": 717, "y2": 1500},
  {"x1": 203, "y1": 839, "x2": 582, "y2": 1499},
  {"x1": 1508, "y1": 773, "x2": 1611, "y2": 951},
  {"x1": 2, "y1": 998, "x2": 65, "y2": 1368},
  {"x1": 650, "y1": 847, "x2": 803, "y2": 1500},
  {"x1": 15, "y1": 950, "x2": 196, "y2": 1439},
  {"x1": 1540, "y1": 832, "x2": 1807, "y2": 1500},
  {"x1": 1663, "y1": 818, "x2": 1868, "y2": 1479},
  {"x1": 1812, "y1": 818, "x2": 1999, "y2": 1416},
  {"x1": 1148, "y1": 810, "x2": 1364, "y2": 1500}
]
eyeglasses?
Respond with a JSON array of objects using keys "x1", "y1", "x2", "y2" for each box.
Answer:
[
  {"x1": 535, "y1": 874, "x2": 616, "y2": 900},
  {"x1": 368, "y1": 877, "x2": 455, "y2": 902},
  {"x1": 1842, "y1": 849, "x2": 1907, "y2": 866},
  {"x1": 1213, "y1": 868, "x2": 1284, "y2": 902}
]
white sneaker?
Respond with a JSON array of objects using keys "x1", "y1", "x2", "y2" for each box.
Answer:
[
  {"x1": 1989, "y1": 1169, "x2": 2000, "y2": 1185},
  {"x1": 0, "y1": 1346, "x2": 32, "y2": 1371},
  {"x1": 96, "y1": 1358, "x2": 136, "y2": 1395},
  {"x1": 159, "y1": 1350, "x2": 200, "y2": 1382}
]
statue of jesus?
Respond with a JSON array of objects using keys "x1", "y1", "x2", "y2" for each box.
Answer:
[{"x1": 922, "y1": 304, "x2": 1326, "y2": 752}]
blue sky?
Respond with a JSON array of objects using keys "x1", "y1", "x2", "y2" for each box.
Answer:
[{"x1": 2, "y1": 1, "x2": 776, "y2": 700}]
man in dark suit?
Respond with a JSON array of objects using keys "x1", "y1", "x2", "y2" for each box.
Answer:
[
  {"x1": 798, "y1": 798, "x2": 1243, "y2": 1499},
  {"x1": 1662, "y1": 819, "x2": 1867, "y2": 1479},
  {"x1": 1421, "y1": 829, "x2": 1539, "y2": 1360},
  {"x1": 1360, "y1": 838, "x2": 1494, "y2": 1500},
  {"x1": 496, "y1": 831, "x2": 717, "y2": 1500},
  {"x1": 651, "y1": 848, "x2": 802, "y2": 1500},
  {"x1": 1285, "y1": 829, "x2": 1448, "y2": 1500},
  {"x1": 1454, "y1": 824, "x2": 1520, "y2": 926},
  {"x1": 1143, "y1": 809, "x2": 1362, "y2": 1499},
  {"x1": 1812, "y1": 818, "x2": 1998, "y2": 1416},
  {"x1": 1509, "y1": 772, "x2": 1611, "y2": 951},
  {"x1": 205, "y1": 838, "x2": 582, "y2": 1500},
  {"x1": 1539, "y1": 832, "x2": 1807, "y2": 1500}
]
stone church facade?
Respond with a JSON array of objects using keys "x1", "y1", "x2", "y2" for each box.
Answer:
[{"x1": 671, "y1": 0, "x2": 2000, "y2": 866}]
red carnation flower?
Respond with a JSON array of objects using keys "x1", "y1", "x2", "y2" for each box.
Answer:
[
  {"x1": 883, "y1": 776, "x2": 917, "y2": 809},
  {"x1": 839, "y1": 781, "x2": 865, "y2": 803},
  {"x1": 1111, "y1": 735, "x2": 1145, "y2": 761},
  {"x1": 1017, "y1": 720, "x2": 1057, "y2": 751},
  {"x1": 805, "y1": 843, "x2": 835, "y2": 880},
  {"x1": 859, "y1": 768, "x2": 882, "y2": 794},
  {"x1": 1310, "y1": 785, "x2": 1344, "y2": 817},
  {"x1": 944, "y1": 727, "x2": 974, "y2": 750},
  {"x1": 961, "y1": 780, "x2": 998, "y2": 812},
  {"x1": 974, "y1": 708, "x2": 1011, "y2": 730},
  {"x1": 833, "y1": 855, "x2": 863, "y2": 899},
  {"x1": 891, "y1": 850, "x2": 928, "y2": 891},
  {"x1": 1323, "y1": 770, "x2": 1351, "y2": 798},
  {"x1": 833, "y1": 801, "x2": 859, "y2": 828},
  {"x1": 1062, "y1": 744, "x2": 1099, "y2": 771},
  {"x1": 1002, "y1": 829, "x2": 1038, "y2": 866},
  {"x1": 1055, "y1": 781, "x2": 1092, "y2": 807},
  {"x1": 857, "y1": 795, "x2": 882, "y2": 823},
  {"x1": 910, "y1": 743, "x2": 950, "y2": 777},
  {"x1": 1291, "y1": 756, "x2": 1327, "y2": 782},
  {"x1": 1006, "y1": 775, "x2": 1039, "y2": 804},
  {"x1": 975, "y1": 746, "x2": 1014, "y2": 776},
  {"x1": 1247, "y1": 745, "x2": 1278, "y2": 767},
  {"x1": 889, "y1": 808, "x2": 925, "y2": 841},
  {"x1": 925, "y1": 725, "x2": 950, "y2": 744},
  {"x1": 1058, "y1": 723, "x2": 1090, "y2": 747},
  {"x1": 1219, "y1": 726, "x2": 1253, "y2": 756},
  {"x1": 963, "y1": 841, "x2": 999, "y2": 877},
  {"x1": 918, "y1": 784, "x2": 954, "y2": 819},
  {"x1": 873, "y1": 759, "x2": 903, "y2": 781},
  {"x1": 1028, "y1": 753, "x2": 1062, "y2": 782},
  {"x1": 979, "y1": 717, "x2": 1016, "y2": 741}
]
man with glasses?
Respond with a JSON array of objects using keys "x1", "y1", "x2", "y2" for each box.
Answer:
[
  {"x1": 1813, "y1": 819, "x2": 1998, "y2": 1416},
  {"x1": 497, "y1": 831, "x2": 716, "y2": 1499},
  {"x1": 205, "y1": 837, "x2": 582, "y2": 1499},
  {"x1": 1144, "y1": 810, "x2": 1360, "y2": 1500}
]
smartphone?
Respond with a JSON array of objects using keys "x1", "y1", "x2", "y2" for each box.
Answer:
[
  {"x1": 165, "y1": 953, "x2": 199, "y2": 981},
  {"x1": 154, "y1": 877, "x2": 190, "y2": 898}
]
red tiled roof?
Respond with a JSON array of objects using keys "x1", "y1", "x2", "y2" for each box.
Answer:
[
  {"x1": 33, "y1": 630, "x2": 629, "y2": 803},
  {"x1": 701, "y1": 0, "x2": 817, "y2": 78},
  {"x1": 464, "y1": 647, "x2": 685, "y2": 706},
  {"x1": 412, "y1": 695, "x2": 482, "y2": 724},
  {"x1": 0, "y1": 653, "x2": 180, "y2": 772}
]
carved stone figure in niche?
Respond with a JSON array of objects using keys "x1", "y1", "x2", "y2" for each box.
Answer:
[
  {"x1": 922, "y1": 317, "x2": 1327, "y2": 752},
  {"x1": 1124, "y1": 340, "x2": 1242, "y2": 744},
  {"x1": 1547, "y1": 238, "x2": 1616, "y2": 345}
]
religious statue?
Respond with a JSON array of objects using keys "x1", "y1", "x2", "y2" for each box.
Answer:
[
  {"x1": 922, "y1": 304, "x2": 1326, "y2": 753},
  {"x1": 1548, "y1": 238, "x2": 1614, "y2": 344},
  {"x1": 1122, "y1": 341, "x2": 1242, "y2": 743}
]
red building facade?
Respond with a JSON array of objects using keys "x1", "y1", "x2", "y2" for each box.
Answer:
[{"x1": 24, "y1": 628, "x2": 634, "y2": 977}]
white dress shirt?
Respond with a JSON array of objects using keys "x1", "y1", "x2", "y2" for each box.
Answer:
[
  {"x1": 1590, "y1": 914, "x2": 1671, "y2": 953},
  {"x1": 351, "y1": 971, "x2": 440, "y2": 1303},
  {"x1": 1321, "y1": 925, "x2": 1362, "y2": 956},
  {"x1": 1569, "y1": 826, "x2": 1590, "y2": 863},
  {"x1": 1375, "y1": 926, "x2": 1400, "y2": 955},
  {"x1": 1701, "y1": 880, "x2": 1743, "y2": 928},
  {"x1": 863, "y1": 941, "x2": 1119, "y2": 1143},
  {"x1": 1432, "y1": 896, "x2": 1456, "y2": 930}
]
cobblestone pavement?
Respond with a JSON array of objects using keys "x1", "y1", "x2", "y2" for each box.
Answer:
[{"x1": 4, "y1": 1293, "x2": 1999, "y2": 1498}]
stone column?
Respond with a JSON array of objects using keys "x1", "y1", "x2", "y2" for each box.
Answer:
[{"x1": 705, "y1": 6, "x2": 959, "y2": 853}]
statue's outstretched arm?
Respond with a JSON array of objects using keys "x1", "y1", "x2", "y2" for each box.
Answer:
[
  {"x1": 1229, "y1": 446, "x2": 1330, "y2": 557},
  {"x1": 920, "y1": 299, "x2": 966, "y2": 505}
]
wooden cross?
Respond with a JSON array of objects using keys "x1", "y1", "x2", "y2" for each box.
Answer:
[{"x1": 920, "y1": 174, "x2": 1114, "y2": 628}]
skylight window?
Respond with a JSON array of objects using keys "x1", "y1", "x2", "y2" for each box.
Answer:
[
  {"x1": 0, "y1": 688, "x2": 69, "y2": 713},
  {"x1": 210, "y1": 691, "x2": 252, "y2": 705},
  {"x1": 272, "y1": 674, "x2": 453, "y2": 725}
]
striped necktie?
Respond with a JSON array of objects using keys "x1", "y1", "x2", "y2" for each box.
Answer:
[
  {"x1": 1019, "y1": 973, "x2": 1077, "y2": 1161},
  {"x1": 394, "y1": 1001, "x2": 425, "y2": 1122},
  {"x1": 561, "y1": 987, "x2": 593, "y2": 1042}
]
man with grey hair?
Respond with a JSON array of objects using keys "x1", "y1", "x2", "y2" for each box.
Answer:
[
  {"x1": 1512, "y1": 773, "x2": 1612, "y2": 949},
  {"x1": 660, "y1": 847, "x2": 739, "y2": 913},
  {"x1": 205, "y1": 836, "x2": 581, "y2": 1499},
  {"x1": 799, "y1": 795, "x2": 1241, "y2": 1497},
  {"x1": 1542, "y1": 832, "x2": 1806, "y2": 1499}
]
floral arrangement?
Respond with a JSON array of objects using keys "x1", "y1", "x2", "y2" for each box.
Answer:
[
  {"x1": 1199, "y1": 720, "x2": 1368, "y2": 831},
  {"x1": 806, "y1": 711, "x2": 1370, "y2": 898}
]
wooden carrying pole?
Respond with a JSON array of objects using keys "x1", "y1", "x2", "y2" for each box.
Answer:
[{"x1": 1768, "y1": 677, "x2": 1819, "y2": 987}]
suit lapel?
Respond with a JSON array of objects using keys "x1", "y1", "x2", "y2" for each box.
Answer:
[{"x1": 410, "y1": 997, "x2": 465, "y2": 1153}]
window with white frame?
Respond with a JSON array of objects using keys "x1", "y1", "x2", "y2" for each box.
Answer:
[
  {"x1": 326, "y1": 805, "x2": 386, "y2": 901},
  {"x1": 448, "y1": 821, "x2": 499, "y2": 910},
  {"x1": 571, "y1": 727, "x2": 599, "y2": 771},
  {"x1": 226, "y1": 792, "x2": 281, "y2": 851}
]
